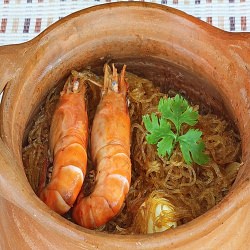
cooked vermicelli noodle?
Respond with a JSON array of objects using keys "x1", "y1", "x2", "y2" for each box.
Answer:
[{"x1": 22, "y1": 68, "x2": 241, "y2": 234}]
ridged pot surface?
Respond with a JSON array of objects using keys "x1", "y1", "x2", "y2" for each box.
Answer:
[{"x1": 0, "y1": 2, "x2": 250, "y2": 249}]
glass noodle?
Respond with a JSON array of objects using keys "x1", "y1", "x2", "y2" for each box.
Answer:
[{"x1": 22, "y1": 69, "x2": 241, "y2": 234}]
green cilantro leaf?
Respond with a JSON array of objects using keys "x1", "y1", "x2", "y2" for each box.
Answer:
[
  {"x1": 142, "y1": 94, "x2": 209, "y2": 166},
  {"x1": 142, "y1": 114, "x2": 176, "y2": 157},
  {"x1": 157, "y1": 136, "x2": 175, "y2": 157},
  {"x1": 178, "y1": 129, "x2": 209, "y2": 165},
  {"x1": 158, "y1": 95, "x2": 198, "y2": 133}
]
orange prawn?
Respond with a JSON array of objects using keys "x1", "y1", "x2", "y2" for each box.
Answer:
[
  {"x1": 72, "y1": 64, "x2": 131, "y2": 229},
  {"x1": 39, "y1": 72, "x2": 88, "y2": 214}
]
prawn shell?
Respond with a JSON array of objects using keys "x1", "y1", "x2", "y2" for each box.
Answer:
[
  {"x1": 72, "y1": 68, "x2": 131, "y2": 229},
  {"x1": 91, "y1": 92, "x2": 131, "y2": 163},
  {"x1": 40, "y1": 85, "x2": 88, "y2": 214}
]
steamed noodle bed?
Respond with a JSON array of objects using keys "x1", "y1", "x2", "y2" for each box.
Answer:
[{"x1": 22, "y1": 70, "x2": 241, "y2": 234}]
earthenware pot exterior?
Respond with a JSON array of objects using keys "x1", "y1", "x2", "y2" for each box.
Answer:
[{"x1": 0, "y1": 2, "x2": 250, "y2": 249}]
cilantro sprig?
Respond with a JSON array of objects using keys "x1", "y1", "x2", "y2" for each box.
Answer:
[{"x1": 142, "y1": 94, "x2": 209, "y2": 165}]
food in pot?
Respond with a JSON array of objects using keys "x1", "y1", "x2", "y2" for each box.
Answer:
[
  {"x1": 72, "y1": 64, "x2": 131, "y2": 229},
  {"x1": 39, "y1": 73, "x2": 88, "y2": 215},
  {"x1": 22, "y1": 64, "x2": 241, "y2": 234},
  {"x1": 142, "y1": 94, "x2": 209, "y2": 166},
  {"x1": 131, "y1": 191, "x2": 178, "y2": 234}
]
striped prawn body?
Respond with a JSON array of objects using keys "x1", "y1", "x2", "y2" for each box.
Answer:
[
  {"x1": 39, "y1": 73, "x2": 88, "y2": 214},
  {"x1": 72, "y1": 64, "x2": 131, "y2": 229}
]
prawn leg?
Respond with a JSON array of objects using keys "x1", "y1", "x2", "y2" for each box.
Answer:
[
  {"x1": 39, "y1": 73, "x2": 88, "y2": 214},
  {"x1": 72, "y1": 64, "x2": 131, "y2": 229}
]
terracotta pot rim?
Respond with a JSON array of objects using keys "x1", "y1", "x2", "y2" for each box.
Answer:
[{"x1": 0, "y1": 2, "x2": 250, "y2": 248}]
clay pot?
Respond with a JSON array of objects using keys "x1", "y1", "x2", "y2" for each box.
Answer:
[{"x1": 0, "y1": 2, "x2": 249, "y2": 249}]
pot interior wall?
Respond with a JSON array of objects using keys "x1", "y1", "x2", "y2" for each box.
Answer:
[
  {"x1": 22, "y1": 56, "x2": 231, "y2": 147},
  {"x1": 21, "y1": 54, "x2": 239, "y2": 193},
  {"x1": 97, "y1": 57, "x2": 227, "y2": 116}
]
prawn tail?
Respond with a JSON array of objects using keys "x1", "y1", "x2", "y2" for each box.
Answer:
[
  {"x1": 40, "y1": 188, "x2": 71, "y2": 215},
  {"x1": 72, "y1": 196, "x2": 116, "y2": 229},
  {"x1": 72, "y1": 154, "x2": 131, "y2": 229},
  {"x1": 39, "y1": 165, "x2": 84, "y2": 214}
]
